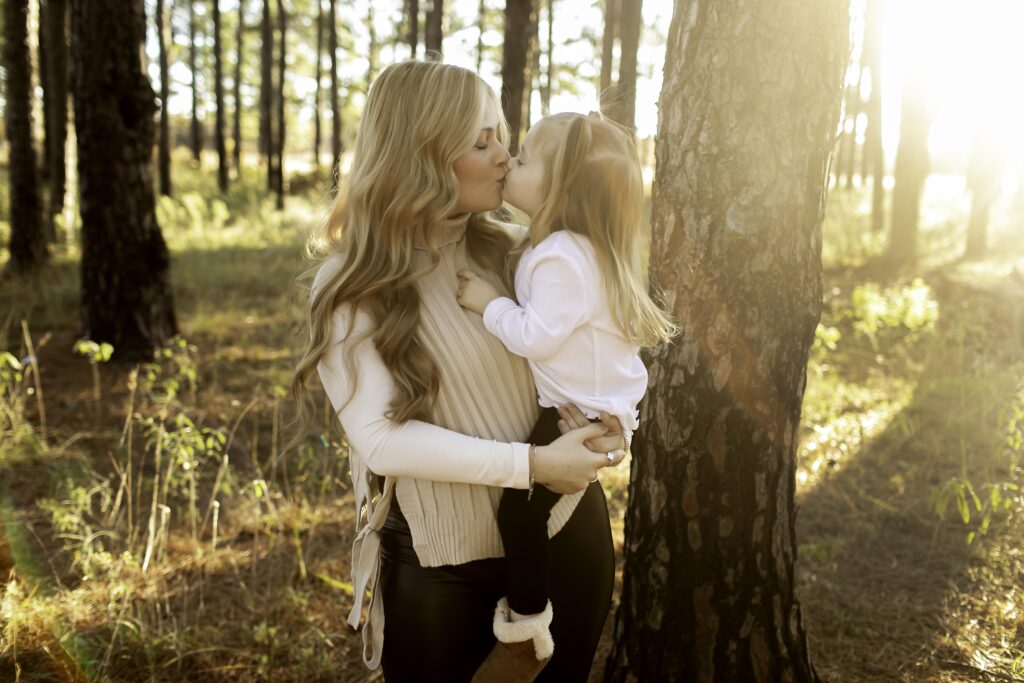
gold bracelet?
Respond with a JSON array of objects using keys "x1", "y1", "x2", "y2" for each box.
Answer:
[{"x1": 527, "y1": 444, "x2": 536, "y2": 500}]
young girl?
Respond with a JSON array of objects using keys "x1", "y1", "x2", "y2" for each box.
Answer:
[{"x1": 457, "y1": 111, "x2": 676, "y2": 680}]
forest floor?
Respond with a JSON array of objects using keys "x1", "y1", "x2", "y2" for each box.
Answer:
[{"x1": 1, "y1": 161, "x2": 1023, "y2": 682}]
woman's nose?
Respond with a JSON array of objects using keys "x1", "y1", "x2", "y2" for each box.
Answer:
[{"x1": 495, "y1": 146, "x2": 511, "y2": 165}]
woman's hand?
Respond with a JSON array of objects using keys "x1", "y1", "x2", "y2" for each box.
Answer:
[
  {"x1": 533, "y1": 422, "x2": 614, "y2": 494},
  {"x1": 557, "y1": 405, "x2": 627, "y2": 463},
  {"x1": 456, "y1": 270, "x2": 500, "y2": 315}
]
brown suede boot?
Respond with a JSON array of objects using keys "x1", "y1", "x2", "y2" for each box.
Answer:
[
  {"x1": 471, "y1": 598, "x2": 553, "y2": 683},
  {"x1": 471, "y1": 640, "x2": 549, "y2": 683}
]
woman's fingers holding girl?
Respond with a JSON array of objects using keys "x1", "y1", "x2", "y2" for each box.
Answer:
[{"x1": 557, "y1": 404, "x2": 588, "y2": 430}]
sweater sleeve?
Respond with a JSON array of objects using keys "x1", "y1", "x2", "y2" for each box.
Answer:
[
  {"x1": 481, "y1": 245, "x2": 592, "y2": 362},
  {"x1": 316, "y1": 305, "x2": 531, "y2": 489}
]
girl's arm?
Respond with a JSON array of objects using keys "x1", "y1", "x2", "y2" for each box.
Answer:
[
  {"x1": 317, "y1": 305, "x2": 611, "y2": 491},
  {"x1": 480, "y1": 250, "x2": 592, "y2": 362}
]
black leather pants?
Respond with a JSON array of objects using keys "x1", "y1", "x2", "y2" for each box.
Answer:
[{"x1": 378, "y1": 410, "x2": 615, "y2": 683}]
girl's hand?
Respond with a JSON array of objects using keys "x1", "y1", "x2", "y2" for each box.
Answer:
[
  {"x1": 557, "y1": 405, "x2": 627, "y2": 464},
  {"x1": 456, "y1": 270, "x2": 500, "y2": 315},
  {"x1": 534, "y1": 422, "x2": 615, "y2": 494}
]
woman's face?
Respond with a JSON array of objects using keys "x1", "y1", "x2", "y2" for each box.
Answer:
[{"x1": 453, "y1": 98, "x2": 511, "y2": 214}]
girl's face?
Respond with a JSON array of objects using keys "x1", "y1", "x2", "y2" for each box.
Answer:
[
  {"x1": 502, "y1": 121, "x2": 555, "y2": 218},
  {"x1": 453, "y1": 98, "x2": 511, "y2": 214}
]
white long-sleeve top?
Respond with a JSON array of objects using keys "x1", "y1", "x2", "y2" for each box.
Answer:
[
  {"x1": 313, "y1": 219, "x2": 585, "y2": 670},
  {"x1": 482, "y1": 229, "x2": 647, "y2": 432}
]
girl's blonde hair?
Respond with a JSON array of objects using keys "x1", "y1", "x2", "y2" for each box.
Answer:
[
  {"x1": 290, "y1": 60, "x2": 514, "y2": 438},
  {"x1": 524, "y1": 113, "x2": 676, "y2": 347}
]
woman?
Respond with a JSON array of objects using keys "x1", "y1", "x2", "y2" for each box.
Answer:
[{"x1": 291, "y1": 60, "x2": 624, "y2": 682}]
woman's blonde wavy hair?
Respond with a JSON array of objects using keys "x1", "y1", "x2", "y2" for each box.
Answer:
[
  {"x1": 290, "y1": 60, "x2": 514, "y2": 442},
  {"x1": 521, "y1": 112, "x2": 676, "y2": 347}
]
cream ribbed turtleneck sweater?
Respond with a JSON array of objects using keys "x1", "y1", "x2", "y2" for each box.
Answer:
[{"x1": 313, "y1": 217, "x2": 585, "y2": 670}]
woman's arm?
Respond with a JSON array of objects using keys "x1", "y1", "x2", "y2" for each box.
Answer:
[{"x1": 318, "y1": 306, "x2": 613, "y2": 492}]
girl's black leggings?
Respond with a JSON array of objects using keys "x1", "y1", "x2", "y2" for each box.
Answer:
[{"x1": 378, "y1": 408, "x2": 615, "y2": 682}]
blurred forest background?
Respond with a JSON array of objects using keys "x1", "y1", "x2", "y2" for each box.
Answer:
[{"x1": 0, "y1": 0, "x2": 1022, "y2": 681}]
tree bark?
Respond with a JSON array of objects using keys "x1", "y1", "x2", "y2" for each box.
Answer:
[
  {"x1": 213, "y1": 0, "x2": 228, "y2": 191},
  {"x1": 4, "y1": 0, "x2": 47, "y2": 275},
  {"x1": 233, "y1": 0, "x2": 245, "y2": 174},
  {"x1": 314, "y1": 0, "x2": 323, "y2": 171},
  {"x1": 71, "y1": 0, "x2": 178, "y2": 359},
  {"x1": 424, "y1": 0, "x2": 443, "y2": 56},
  {"x1": 42, "y1": 0, "x2": 69, "y2": 231},
  {"x1": 274, "y1": 0, "x2": 286, "y2": 209},
  {"x1": 366, "y1": 1, "x2": 378, "y2": 93},
  {"x1": 189, "y1": 0, "x2": 203, "y2": 162},
  {"x1": 500, "y1": 0, "x2": 536, "y2": 153},
  {"x1": 964, "y1": 122, "x2": 1005, "y2": 259},
  {"x1": 887, "y1": 59, "x2": 930, "y2": 268},
  {"x1": 407, "y1": 0, "x2": 419, "y2": 58},
  {"x1": 599, "y1": 0, "x2": 619, "y2": 111},
  {"x1": 603, "y1": 0, "x2": 847, "y2": 680},
  {"x1": 328, "y1": 0, "x2": 342, "y2": 175},
  {"x1": 863, "y1": 0, "x2": 884, "y2": 232},
  {"x1": 156, "y1": 0, "x2": 172, "y2": 196},
  {"x1": 608, "y1": 0, "x2": 641, "y2": 130}
]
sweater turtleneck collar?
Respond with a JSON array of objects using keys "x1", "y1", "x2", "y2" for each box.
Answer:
[{"x1": 412, "y1": 213, "x2": 471, "y2": 250}]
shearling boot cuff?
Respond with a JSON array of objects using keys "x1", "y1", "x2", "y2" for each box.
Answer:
[{"x1": 492, "y1": 597, "x2": 555, "y2": 660}]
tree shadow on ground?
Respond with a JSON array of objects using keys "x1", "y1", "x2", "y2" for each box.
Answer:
[{"x1": 796, "y1": 274, "x2": 1024, "y2": 682}]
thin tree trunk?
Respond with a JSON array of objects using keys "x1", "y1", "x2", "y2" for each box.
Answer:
[
  {"x1": 609, "y1": 0, "x2": 641, "y2": 130},
  {"x1": 189, "y1": 0, "x2": 202, "y2": 162},
  {"x1": 500, "y1": 0, "x2": 536, "y2": 153},
  {"x1": 213, "y1": 0, "x2": 228, "y2": 191},
  {"x1": 264, "y1": 0, "x2": 276, "y2": 189},
  {"x1": 4, "y1": 0, "x2": 46, "y2": 274},
  {"x1": 965, "y1": 122, "x2": 1005, "y2": 259},
  {"x1": 599, "y1": 0, "x2": 619, "y2": 111},
  {"x1": 233, "y1": 0, "x2": 244, "y2": 174},
  {"x1": 366, "y1": 1, "x2": 378, "y2": 92},
  {"x1": 275, "y1": 0, "x2": 286, "y2": 209},
  {"x1": 863, "y1": 0, "x2": 884, "y2": 232},
  {"x1": 407, "y1": 0, "x2": 419, "y2": 58},
  {"x1": 604, "y1": 0, "x2": 847, "y2": 679},
  {"x1": 71, "y1": 0, "x2": 178, "y2": 358},
  {"x1": 887, "y1": 59, "x2": 930, "y2": 268},
  {"x1": 329, "y1": 0, "x2": 341, "y2": 175},
  {"x1": 476, "y1": 0, "x2": 486, "y2": 74},
  {"x1": 524, "y1": 6, "x2": 539, "y2": 131},
  {"x1": 39, "y1": 0, "x2": 51, "y2": 186},
  {"x1": 259, "y1": 0, "x2": 273, "y2": 158},
  {"x1": 156, "y1": 0, "x2": 172, "y2": 196},
  {"x1": 541, "y1": 0, "x2": 554, "y2": 116},
  {"x1": 42, "y1": 0, "x2": 69, "y2": 231},
  {"x1": 314, "y1": 0, "x2": 323, "y2": 171},
  {"x1": 424, "y1": 0, "x2": 443, "y2": 56}
]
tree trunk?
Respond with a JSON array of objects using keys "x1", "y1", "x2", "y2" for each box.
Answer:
[
  {"x1": 599, "y1": 0, "x2": 619, "y2": 111},
  {"x1": 964, "y1": 122, "x2": 1005, "y2": 259},
  {"x1": 887, "y1": 59, "x2": 930, "y2": 268},
  {"x1": 4, "y1": 0, "x2": 47, "y2": 275},
  {"x1": 500, "y1": 0, "x2": 536, "y2": 153},
  {"x1": 541, "y1": 0, "x2": 554, "y2": 116},
  {"x1": 259, "y1": 0, "x2": 273, "y2": 158},
  {"x1": 604, "y1": 0, "x2": 847, "y2": 680},
  {"x1": 476, "y1": 0, "x2": 486, "y2": 74},
  {"x1": 274, "y1": 0, "x2": 286, "y2": 209},
  {"x1": 863, "y1": 0, "x2": 884, "y2": 232},
  {"x1": 71, "y1": 0, "x2": 178, "y2": 359},
  {"x1": 609, "y1": 0, "x2": 641, "y2": 130},
  {"x1": 424, "y1": 0, "x2": 443, "y2": 56},
  {"x1": 233, "y1": 0, "x2": 245, "y2": 174},
  {"x1": 314, "y1": 0, "x2": 323, "y2": 171},
  {"x1": 156, "y1": 0, "x2": 172, "y2": 196},
  {"x1": 329, "y1": 0, "x2": 342, "y2": 175},
  {"x1": 42, "y1": 0, "x2": 69, "y2": 231},
  {"x1": 524, "y1": 5, "x2": 540, "y2": 131},
  {"x1": 407, "y1": 0, "x2": 419, "y2": 58},
  {"x1": 213, "y1": 0, "x2": 228, "y2": 191},
  {"x1": 189, "y1": 0, "x2": 202, "y2": 162},
  {"x1": 366, "y1": 2, "x2": 378, "y2": 95},
  {"x1": 264, "y1": 0, "x2": 276, "y2": 189}
]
